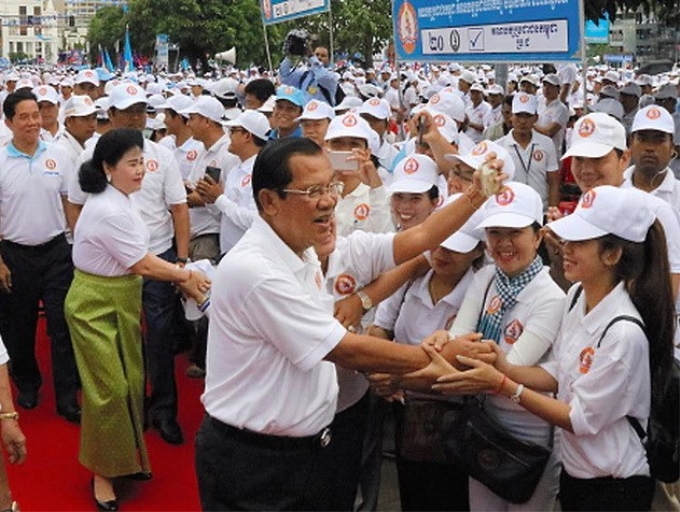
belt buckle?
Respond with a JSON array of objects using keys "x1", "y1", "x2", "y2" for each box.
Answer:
[{"x1": 318, "y1": 427, "x2": 331, "y2": 448}]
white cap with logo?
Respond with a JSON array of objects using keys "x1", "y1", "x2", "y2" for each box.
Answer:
[
  {"x1": 108, "y1": 83, "x2": 147, "y2": 110},
  {"x1": 223, "y1": 110, "x2": 271, "y2": 141},
  {"x1": 358, "y1": 97, "x2": 391, "y2": 120},
  {"x1": 477, "y1": 182, "x2": 544, "y2": 229},
  {"x1": 632, "y1": 105, "x2": 675, "y2": 134},
  {"x1": 548, "y1": 185, "x2": 655, "y2": 243},
  {"x1": 32, "y1": 85, "x2": 59, "y2": 104},
  {"x1": 439, "y1": 193, "x2": 486, "y2": 252},
  {"x1": 511, "y1": 92, "x2": 538, "y2": 115},
  {"x1": 388, "y1": 154, "x2": 439, "y2": 194},
  {"x1": 63, "y1": 95, "x2": 97, "y2": 118},
  {"x1": 445, "y1": 140, "x2": 515, "y2": 181},
  {"x1": 562, "y1": 113, "x2": 627, "y2": 160},
  {"x1": 296, "y1": 99, "x2": 336, "y2": 121},
  {"x1": 179, "y1": 96, "x2": 225, "y2": 124},
  {"x1": 324, "y1": 112, "x2": 375, "y2": 142}
]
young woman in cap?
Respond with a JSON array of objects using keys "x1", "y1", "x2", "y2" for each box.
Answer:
[
  {"x1": 409, "y1": 181, "x2": 565, "y2": 511},
  {"x1": 421, "y1": 185, "x2": 674, "y2": 511}
]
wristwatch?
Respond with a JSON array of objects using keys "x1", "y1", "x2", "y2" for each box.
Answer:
[
  {"x1": 0, "y1": 412, "x2": 18, "y2": 421},
  {"x1": 356, "y1": 290, "x2": 373, "y2": 313},
  {"x1": 510, "y1": 384, "x2": 525, "y2": 404}
]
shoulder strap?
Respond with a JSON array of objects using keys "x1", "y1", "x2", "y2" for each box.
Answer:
[
  {"x1": 596, "y1": 315, "x2": 646, "y2": 348},
  {"x1": 626, "y1": 415, "x2": 646, "y2": 440},
  {"x1": 475, "y1": 273, "x2": 496, "y2": 328},
  {"x1": 568, "y1": 284, "x2": 583, "y2": 312}
]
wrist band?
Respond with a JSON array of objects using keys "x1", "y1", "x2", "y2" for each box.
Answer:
[{"x1": 493, "y1": 374, "x2": 507, "y2": 395}]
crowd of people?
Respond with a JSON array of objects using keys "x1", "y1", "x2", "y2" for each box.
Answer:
[{"x1": 0, "y1": 45, "x2": 676, "y2": 512}]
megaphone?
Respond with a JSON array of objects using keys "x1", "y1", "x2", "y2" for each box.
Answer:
[{"x1": 215, "y1": 47, "x2": 236, "y2": 64}]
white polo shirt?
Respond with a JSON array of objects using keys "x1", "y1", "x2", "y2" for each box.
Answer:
[
  {"x1": 449, "y1": 265, "x2": 565, "y2": 444},
  {"x1": 54, "y1": 130, "x2": 86, "y2": 167},
  {"x1": 202, "y1": 216, "x2": 347, "y2": 436},
  {"x1": 72, "y1": 185, "x2": 149, "y2": 276},
  {"x1": 497, "y1": 129, "x2": 559, "y2": 210},
  {"x1": 159, "y1": 135, "x2": 203, "y2": 180},
  {"x1": 335, "y1": 183, "x2": 393, "y2": 237},
  {"x1": 40, "y1": 124, "x2": 65, "y2": 143},
  {"x1": 0, "y1": 141, "x2": 69, "y2": 245},
  {"x1": 187, "y1": 134, "x2": 238, "y2": 239},
  {"x1": 622, "y1": 166, "x2": 680, "y2": 213},
  {"x1": 70, "y1": 139, "x2": 186, "y2": 255},
  {"x1": 324, "y1": 230, "x2": 395, "y2": 412},
  {"x1": 537, "y1": 98, "x2": 569, "y2": 156},
  {"x1": 543, "y1": 283, "x2": 650, "y2": 479},
  {"x1": 216, "y1": 154, "x2": 257, "y2": 254},
  {"x1": 465, "y1": 101, "x2": 492, "y2": 143}
]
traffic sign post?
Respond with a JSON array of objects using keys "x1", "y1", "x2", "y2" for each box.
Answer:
[{"x1": 392, "y1": 0, "x2": 583, "y2": 62}]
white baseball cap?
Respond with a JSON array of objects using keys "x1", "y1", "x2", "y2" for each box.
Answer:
[
  {"x1": 180, "y1": 96, "x2": 225, "y2": 123},
  {"x1": 358, "y1": 97, "x2": 391, "y2": 120},
  {"x1": 477, "y1": 182, "x2": 544, "y2": 229},
  {"x1": 470, "y1": 83, "x2": 485, "y2": 93},
  {"x1": 635, "y1": 74, "x2": 654, "y2": 86},
  {"x1": 425, "y1": 109, "x2": 459, "y2": 144},
  {"x1": 388, "y1": 154, "x2": 439, "y2": 194},
  {"x1": 223, "y1": 110, "x2": 270, "y2": 141},
  {"x1": 488, "y1": 84, "x2": 504, "y2": 95},
  {"x1": 542, "y1": 74, "x2": 561, "y2": 87},
  {"x1": 324, "y1": 112, "x2": 374, "y2": 142},
  {"x1": 654, "y1": 83, "x2": 678, "y2": 100},
  {"x1": 512, "y1": 92, "x2": 538, "y2": 114},
  {"x1": 32, "y1": 85, "x2": 59, "y2": 104},
  {"x1": 603, "y1": 70, "x2": 620, "y2": 84},
  {"x1": 459, "y1": 71, "x2": 476, "y2": 84},
  {"x1": 15, "y1": 78, "x2": 33, "y2": 91},
  {"x1": 548, "y1": 185, "x2": 655, "y2": 243},
  {"x1": 439, "y1": 193, "x2": 486, "y2": 252},
  {"x1": 620, "y1": 83, "x2": 642, "y2": 97},
  {"x1": 75, "y1": 69, "x2": 100, "y2": 87},
  {"x1": 562, "y1": 113, "x2": 627, "y2": 160},
  {"x1": 210, "y1": 78, "x2": 239, "y2": 100},
  {"x1": 160, "y1": 94, "x2": 194, "y2": 114},
  {"x1": 632, "y1": 105, "x2": 675, "y2": 134},
  {"x1": 108, "y1": 83, "x2": 147, "y2": 110},
  {"x1": 334, "y1": 96, "x2": 363, "y2": 113},
  {"x1": 591, "y1": 98, "x2": 624, "y2": 121},
  {"x1": 257, "y1": 95, "x2": 277, "y2": 113},
  {"x1": 427, "y1": 87, "x2": 465, "y2": 123},
  {"x1": 599, "y1": 85, "x2": 620, "y2": 101},
  {"x1": 519, "y1": 74, "x2": 540, "y2": 87},
  {"x1": 63, "y1": 95, "x2": 97, "y2": 117},
  {"x1": 445, "y1": 140, "x2": 515, "y2": 181},
  {"x1": 296, "y1": 99, "x2": 335, "y2": 121}
]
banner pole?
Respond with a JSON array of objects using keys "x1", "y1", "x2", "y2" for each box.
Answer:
[
  {"x1": 262, "y1": 19, "x2": 274, "y2": 75},
  {"x1": 328, "y1": 1, "x2": 334, "y2": 65}
]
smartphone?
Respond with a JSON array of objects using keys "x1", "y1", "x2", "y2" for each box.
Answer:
[
  {"x1": 327, "y1": 151, "x2": 359, "y2": 171},
  {"x1": 205, "y1": 166, "x2": 221, "y2": 183},
  {"x1": 417, "y1": 114, "x2": 426, "y2": 146}
]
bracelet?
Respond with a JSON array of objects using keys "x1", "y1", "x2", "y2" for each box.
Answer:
[
  {"x1": 175, "y1": 257, "x2": 189, "y2": 264},
  {"x1": 493, "y1": 374, "x2": 507, "y2": 395},
  {"x1": 465, "y1": 184, "x2": 486, "y2": 210},
  {"x1": 510, "y1": 383, "x2": 525, "y2": 404},
  {"x1": 0, "y1": 412, "x2": 18, "y2": 420}
]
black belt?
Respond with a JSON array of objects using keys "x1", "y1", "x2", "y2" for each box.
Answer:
[
  {"x1": 1, "y1": 233, "x2": 66, "y2": 252},
  {"x1": 207, "y1": 415, "x2": 332, "y2": 450}
]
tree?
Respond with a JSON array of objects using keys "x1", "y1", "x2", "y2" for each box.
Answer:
[{"x1": 87, "y1": 5, "x2": 127, "y2": 63}]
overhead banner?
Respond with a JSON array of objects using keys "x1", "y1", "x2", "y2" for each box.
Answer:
[
  {"x1": 393, "y1": 0, "x2": 583, "y2": 62},
  {"x1": 260, "y1": 0, "x2": 330, "y2": 25}
]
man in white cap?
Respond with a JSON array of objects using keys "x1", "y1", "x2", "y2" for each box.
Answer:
[
  {"x1": 465, "y1": 83, "x2": 491, "y2": 143},
  {"x1": 54, "y1": 95, "x2": 97, "y2": 168},
  {"x1": 68, "y1": 83, "x2": 191, "y2": 446},
  {"x1": 457, "y1": 70, "x2": 476, "y2": 107},
  {"x1": 619, "y1": 82, "x2": 642, "y2": 135},
  {"x1": 359, "y1": 97, "x2": 399, "y2": 181},
  {"x1": 535, "y1": 73, "x2": 569, "y2": 156},
  {"x1": 196, "y1": 110, "x2": 271, "y2": 254},
  {"x1": 73, "y1": 69, "x2": 100, "y2": 101},
  {"x1": 0, "y1": 90, "x2": 80, "y2": 422},
  {"x1": 484, "y1": 84, "x2": 505, "y2": 128},
  {"x1": 297, "y1": 99, "x2": 335, "y2": 146},
  {"x1": 157, "y1": 95, "x2": 203, "y2": 180},
  {"x1": 33, "y1": 85, "x2": 63, "y2": 142},
  {"x1": 497, "y1": 92, "x2": 559, "y2": 210},
  {"x1": 324, "y1": 112, "x2": 393, "y2": 236}
]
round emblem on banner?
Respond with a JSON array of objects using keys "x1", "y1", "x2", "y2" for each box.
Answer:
[
  {"x1": 578, "y1": 118, "x2": 596, "y2": 138},
  {"x1": 495, "y1": 187, "x2": 515, "y2": 206},
  {"x1": 334, "y1": 273, "x2": 357, "y2": 295},
  {"x1": 403, "y1": 157, "x2": 419, "y2": 175}
]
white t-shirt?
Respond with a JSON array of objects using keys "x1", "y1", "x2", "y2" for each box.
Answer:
[
  {"x1": 542, "y1": 283, "x2": 650, "y2": 479},
  {"x1": 72, "y1": 185, "x2": 149, "y2": 276},
  {"x1": 217, "y1": 154, "x2": 257, "y2": 254},
  {"x1": 465, "y1": 101, "x2": 492, "y2": 143},
  {"x1": 0, "y1": 141, "x2": 69, "y2": 245},
  {"x1": 537, "y1": 98, "x2": 569, "y2": 156},
  {"x1": 202, "y1": 216, "x2": 347, "y2": 436}
]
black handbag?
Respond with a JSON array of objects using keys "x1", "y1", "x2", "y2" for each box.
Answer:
[
  {"x1": 399, "y1": 398, "x2": 463, "y2": 464},
  {"x1": 442, "y1": 399, "x2": 552, "y2": 504}
]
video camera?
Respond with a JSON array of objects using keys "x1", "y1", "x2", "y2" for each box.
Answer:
[{"x1": 283, "y1": 29, "x2": 309, "y2": 57}]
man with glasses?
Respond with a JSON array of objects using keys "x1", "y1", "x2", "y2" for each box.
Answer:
[{"x1": 194, "y1": 137, "x2": 501, "y2": 511}]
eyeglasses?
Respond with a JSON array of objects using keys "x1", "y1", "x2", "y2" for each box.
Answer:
[{"x1": 281, "y1": 181, "x2": 344, "y2": 199}]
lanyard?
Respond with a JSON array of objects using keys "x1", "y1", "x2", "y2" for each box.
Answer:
[{"x1": 513, "y1": 143, "x2": 536, "y2": 178}]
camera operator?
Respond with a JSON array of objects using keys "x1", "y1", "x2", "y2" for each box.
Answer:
[{"x1": 279, "y1": 30, "x2": 341, "y2": 107}]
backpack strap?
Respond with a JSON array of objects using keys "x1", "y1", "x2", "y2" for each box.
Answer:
[
  {"x1": 595, "y1": 315, "x2": 648, "y2": 441},
  {"x1": 567, "y1": 285, "x2": 583, "y2": 313}
]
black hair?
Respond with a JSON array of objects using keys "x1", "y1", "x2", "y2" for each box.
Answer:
[
  {"x1": 502, "y1": 95, "x2": 514, "y2": 107},
  {"x1": 244, "y1": 79, "x2": 276, "y2": 104},
  {"x1": 599, "y1": 220, "x2": 675, "y2": 409},
  {"x1": 215, "y1": 96, "x2": 239, "y2": 109},
  {"x1": 252, "y1": 137, "x2": 323, "y2": 211},
  {"x1": 427, "y1": 184, "x2": 439, "y2": 201},
  {"x1": 3, "y1": 90, "x2": 37, "y2": 120},
  {"x1": 79, "y1": 128, "x2": 144, "y2": 194}
]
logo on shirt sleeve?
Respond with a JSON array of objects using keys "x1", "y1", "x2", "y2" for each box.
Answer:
[{"x1": 504, "y1": 319, "x2": 524, "y2": 345}]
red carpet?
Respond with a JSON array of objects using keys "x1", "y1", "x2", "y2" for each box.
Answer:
[{"x1": 8, "y1": 318, "x2": 204, "y2": 511}]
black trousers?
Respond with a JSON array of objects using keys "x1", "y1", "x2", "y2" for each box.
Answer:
[
  {"x1": 195, "y1": 415, "x2": 334, "y2": 511},
  {"x1": 560, "y1": 467, "x2": 654, "y2": 511},
  {"x1": 0, "y1": 235, "x2": 79, "y2": 408}
]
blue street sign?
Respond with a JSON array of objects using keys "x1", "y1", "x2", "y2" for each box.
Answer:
[
  {"x1": 393, "y1": 0, "x2": 583, "y2": 62},
  {"x1": 260, "y1": 0, "x2": 329, "y2": 25},
  {"x1": 585, "y1": 15, "x2": 609, "y2": 44}
]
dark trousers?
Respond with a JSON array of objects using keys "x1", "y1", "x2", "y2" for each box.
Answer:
[
  {"x1": 143, "y1": 247, "x2": 181, "y2": 421},
  {"x1": 394, "y1": 401, "x2": 470, "y2": 512},
  {"x1": 356, "y1": 393, "x2": 389, "y2": 511},
  {"x1": 195, "y1": 415, "x2": 334, "y2": 511},
  {"x1": 560, "y1": 467, "x2": 654, "y2": 511},
  {"x1": 0, "y1": 235, "x2": 79, "y2": 408}
]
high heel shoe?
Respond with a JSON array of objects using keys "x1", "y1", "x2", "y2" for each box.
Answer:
[{"x1": 91, "y1": 476, "x2": 119, "y2": 511}]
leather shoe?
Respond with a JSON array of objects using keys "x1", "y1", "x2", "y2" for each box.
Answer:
[
  {"x1": 124, "y1": 471, "x2": 153, "y2": 481},
  {"x1": 17, "y1": 391, "x2": 38, "y2": 410},
  {"x1": 152, "y1": 417, "x2": 184, "y2": 445},
  {"x1": 57, "y1": 405, "x2": 81, "y2": 424},
  {"x1": 91, "y1": 477, "x2": 118, "y2": 511}
]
